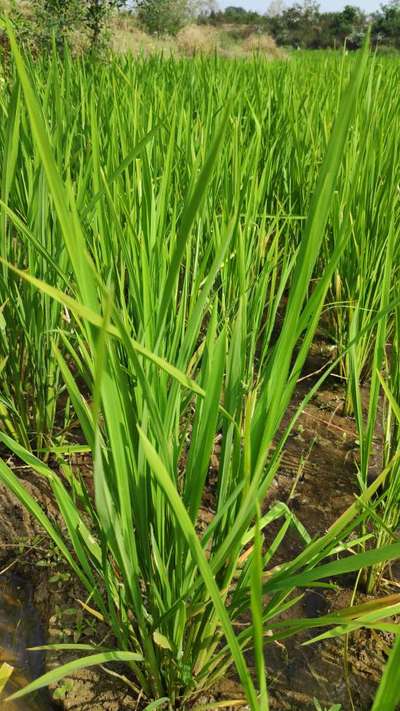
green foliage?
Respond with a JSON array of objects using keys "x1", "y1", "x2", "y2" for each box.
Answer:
[
  {"x1": 135, "y1": 0, "x2": 214, "y2": 35},
  {"x1": 0, "y1": 663, "x2": 14, "y2": 695},
  {"x1": 373, "y1": 0, "x2": 400, "y2": 49},
  {"x1": 371, "y1": 634, "x2": 400, "y2": 711},
  {"x1": 267, "y1": 2, "x2": 367, "y2": 49},
  {"x1": 31, "y1": 0, "x2": 85, "y2": 49},
  {"x1": 20, "y1": 0, "x2": 127, "y2": 52},
  {"x1": 204, "y1": 2, "x2": 400, "y2": 50},
  {"x1": 84, "y1": 0, "x2": 127, "y2": 45},
  {"x1": 313, "y1": 700, "x2": 341, "y2": 711},
  {"x1": 136, "y1": 0, "x2": 191, "y2": 35}
]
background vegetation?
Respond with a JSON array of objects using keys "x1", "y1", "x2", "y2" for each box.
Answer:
[
  {"x1": 202, "y1": 1, "x2": 400, "y2": 51},
  {"x1": 1, "y1": 0, "x2": 400, "y2": 54}
]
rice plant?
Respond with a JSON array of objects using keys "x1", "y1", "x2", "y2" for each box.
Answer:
[{"x1": 0, "y1": 22, "x2": 399, "y2": 711}]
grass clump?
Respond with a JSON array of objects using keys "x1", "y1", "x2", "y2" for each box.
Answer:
[{"x1": 0, "y1": 24, "x2": 399, "y2": 711}]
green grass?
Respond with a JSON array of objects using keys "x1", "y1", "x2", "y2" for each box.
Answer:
[{"x1": 0, "y1": 27, "x2": 399, "y2": 710}]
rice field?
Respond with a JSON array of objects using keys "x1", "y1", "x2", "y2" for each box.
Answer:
[{"x1": 0, "y1": 27, "x2": 400, "y2": 711}]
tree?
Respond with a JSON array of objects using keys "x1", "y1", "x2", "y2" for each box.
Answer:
[
  {"x1": 32, "y1": 0, "x2": 126, "y2": 50},
  {"x1": 329, "y1": 5, "x2": 365, "y2": 48},
  {"x1": 372, "y1": 0, "x2": 400, "y2": 48},
  {"x1": 135, "y1": 0, "x2": 191, "y2": 34},
  {"x1": 85, "y1": 0, "x2": 127, "y2": 46},
  {"x1": 32, "y1": 0, "x2": 84, "y2": 49},
  {"x1": 194, "y1": 0, "x2": 400, "y2": 50},
  {"x1": 136, "y1": 0, "x2": 218, "y2": 34}
]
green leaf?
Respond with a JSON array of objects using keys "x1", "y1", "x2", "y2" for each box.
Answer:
[
  {"x1": 371, "y1": 635, "x2": 400, "y2": 711},
  {"x1": 153, "y1": 631, "x2": 172, "y2": 651},
  {"x1": 0, "y1": 663, "x2": 14, "y2": 694},
  {"x1": 6, "y1": 651, "x2": 143, "y2": 702}
]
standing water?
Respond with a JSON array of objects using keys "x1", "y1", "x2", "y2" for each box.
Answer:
[{"x1": 0, "y1": 573, "x2": 56, "y2": 710}]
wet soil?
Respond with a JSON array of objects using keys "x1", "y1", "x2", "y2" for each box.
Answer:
[
  {"x1": 0, "y1": 573, "x2": 55, "y2": 710},
  {"x1": 260, "y1": 346, "x2": 398, "y2": 710},
  {"x1": 0, "y1": 343, "x2": 398, "y2": 710}
]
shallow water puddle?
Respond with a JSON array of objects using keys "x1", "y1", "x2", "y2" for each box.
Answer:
[{"x1": 0, "y1": 573, "x2": 55, "y2": 710}]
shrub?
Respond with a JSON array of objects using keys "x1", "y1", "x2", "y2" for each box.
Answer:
[
  {"x1": 136, "y1": 0, "x2": 190, "y2": 35},
  {"x1": 242, "y1": 32, "x2": 282, "y2": 57},
  {"x1": 7, "y1": 0, "x2": 127, "y2": 53},
  {"x1": 176, "y1": 23, "x2": 218, "y2": 54}
]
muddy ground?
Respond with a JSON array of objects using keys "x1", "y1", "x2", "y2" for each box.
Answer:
[{"x1": 0, "y1": 342, "x2": 398, "y2": 710}]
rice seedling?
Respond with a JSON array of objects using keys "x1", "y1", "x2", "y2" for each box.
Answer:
[
  {"x1": 364, "y1": 306, "x2": 400, "y2": 593},
  {"x1": 0, "y1": 43, "x2": 77, "y2": 451},
  {"x1": 324, "y1": 58, "x2": 400, "y2": 411},
  {"x1": 343, "y1": 196, "x2": 400, "y2": 592},
  {"x1": 0, "y1": 21, "x2": 399, "y2": 711}
]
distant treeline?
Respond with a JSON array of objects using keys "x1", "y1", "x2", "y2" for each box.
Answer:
[{"x1": 198, "y1": 2, "x2": 400, "y2": 50}]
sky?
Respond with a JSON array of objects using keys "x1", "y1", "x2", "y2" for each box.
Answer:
[{"x1": 218, "y1": 0, "x2": 381, "y2": 13}]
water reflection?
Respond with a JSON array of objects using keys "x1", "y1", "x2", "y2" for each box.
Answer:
[{"x1": 0, "y1": 574, "x2": 55, "y2": 710}]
